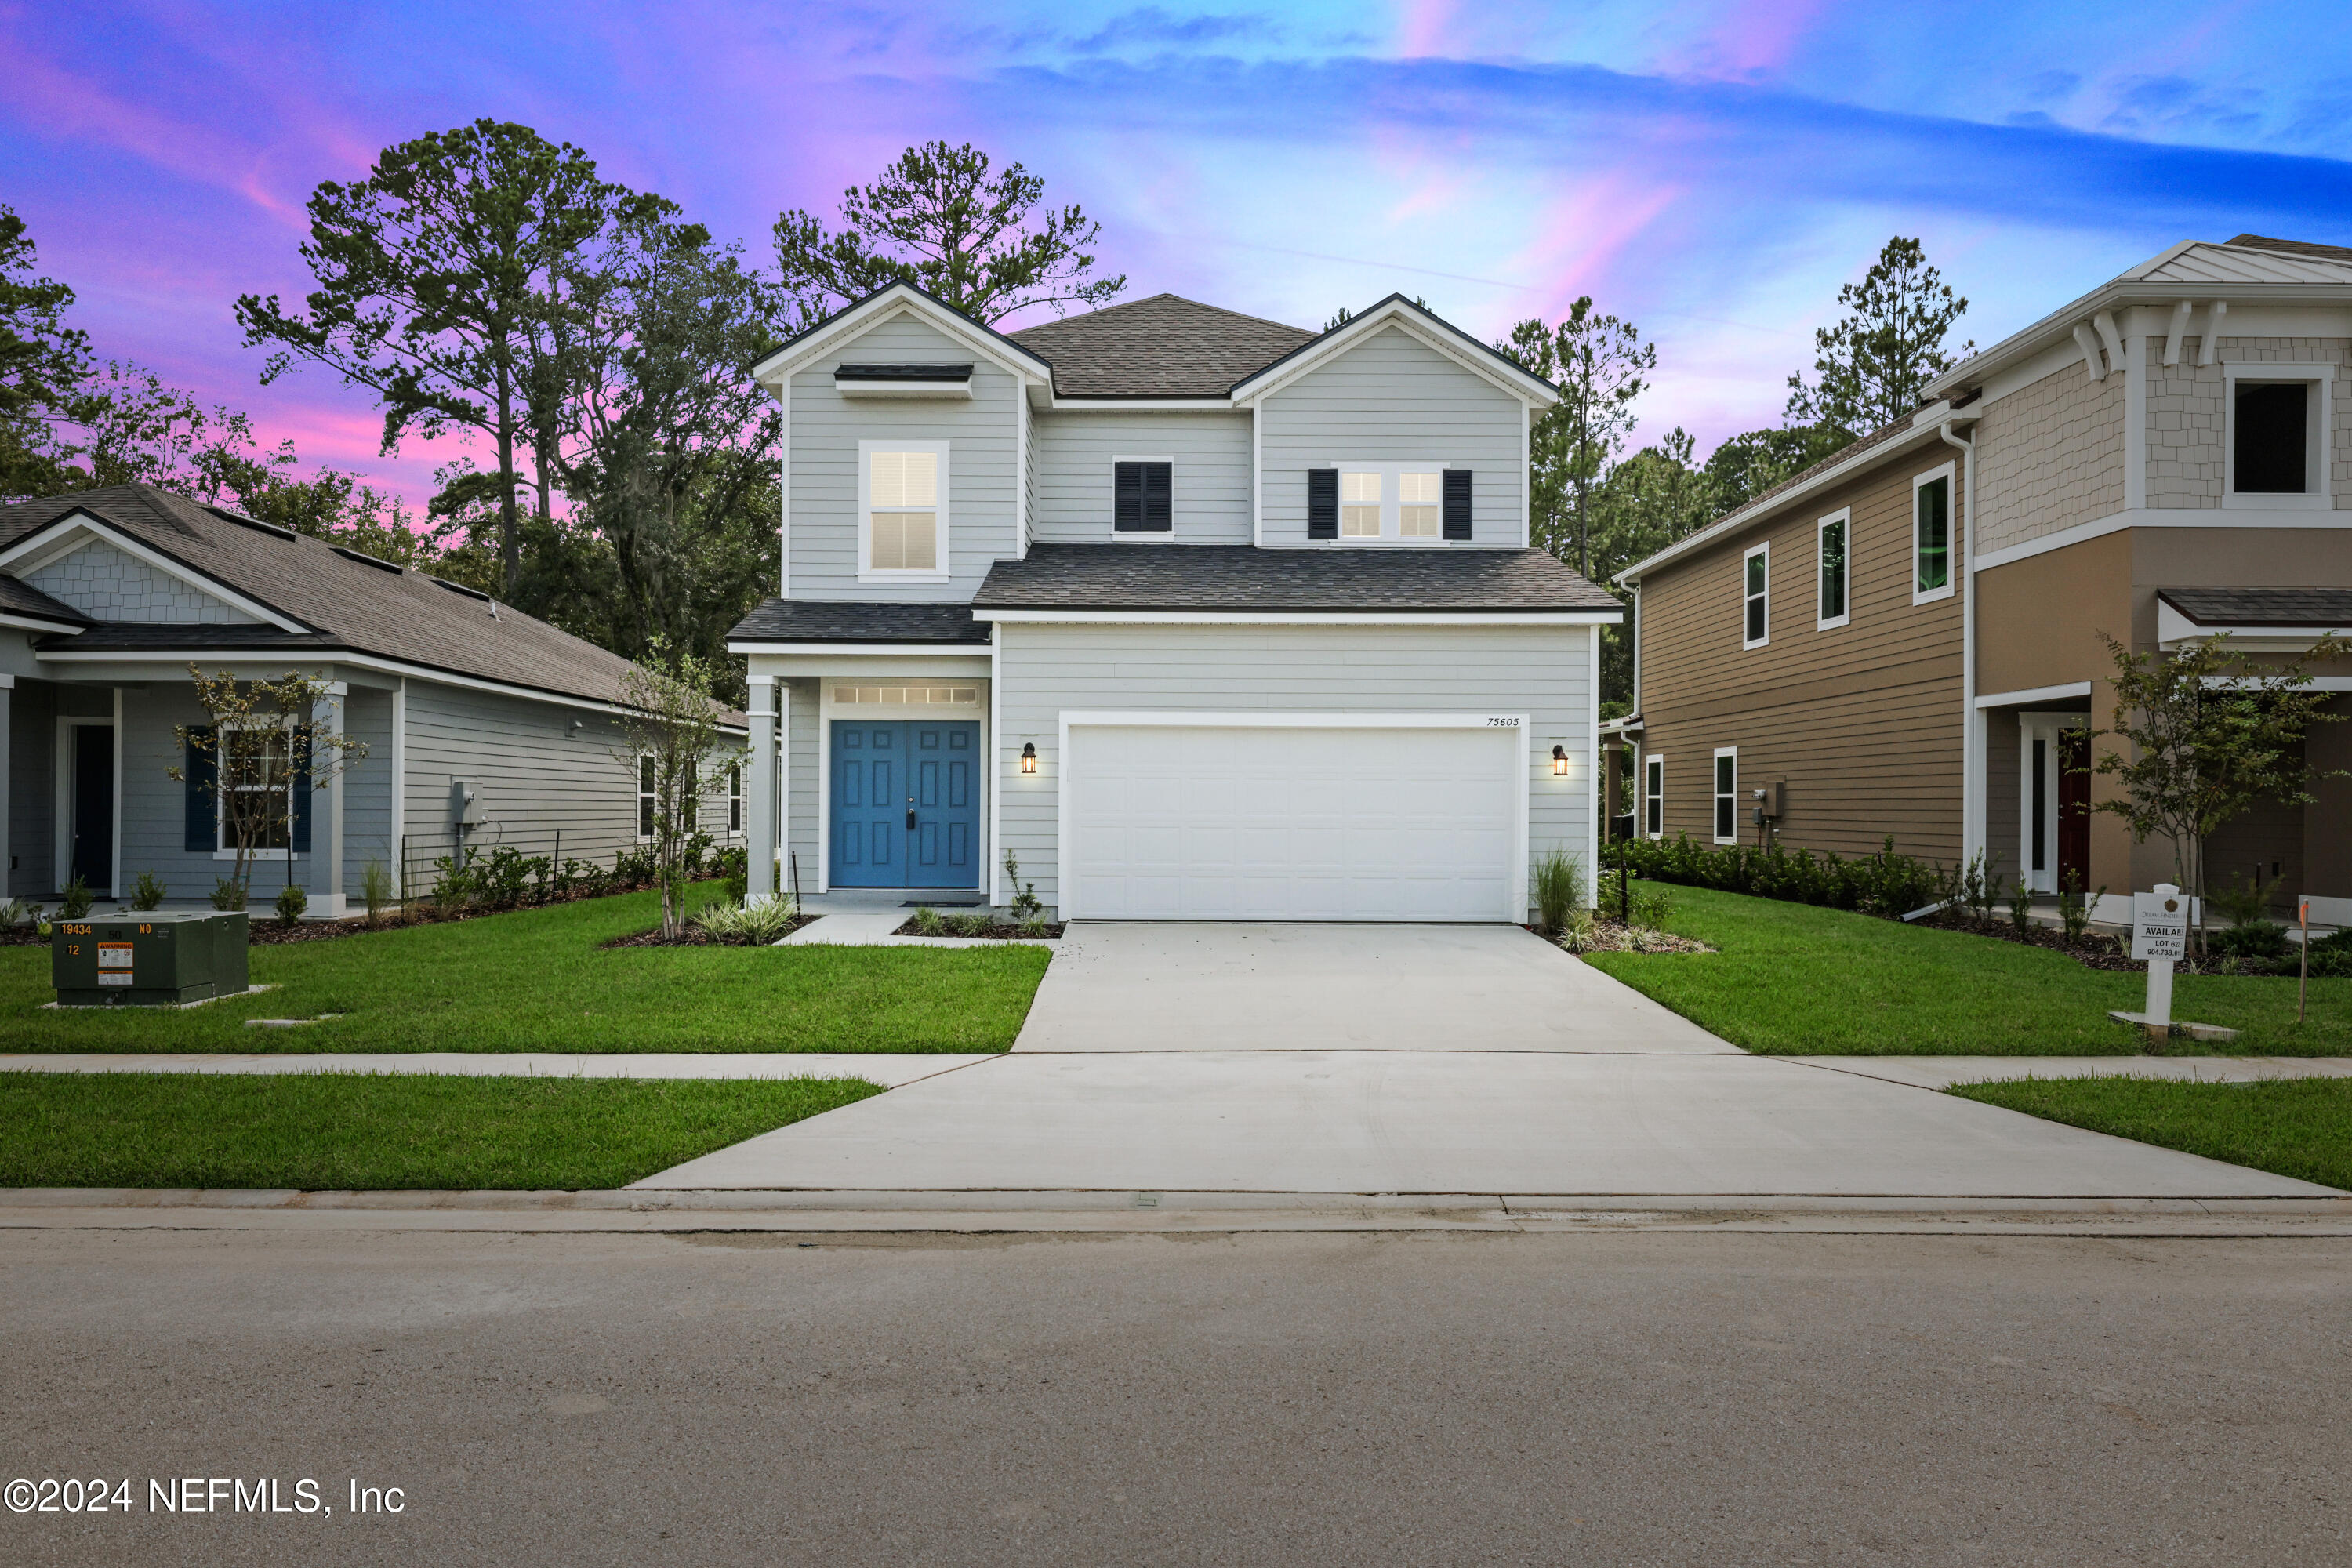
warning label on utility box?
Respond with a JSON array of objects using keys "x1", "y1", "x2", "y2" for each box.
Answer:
[{"x1": 97, "y1": 943, "x2": 133, "y2": 970}]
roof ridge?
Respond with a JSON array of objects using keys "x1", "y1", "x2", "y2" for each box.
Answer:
[
  {"x1": 1005, "y1": 291, "x2": 1316, "y2": 341},
  {"x1": 2226, "y1": 233, "x2": 2352, "y2": 263}
]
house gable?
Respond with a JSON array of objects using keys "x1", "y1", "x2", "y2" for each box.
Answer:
[{"x1": 9, "y1": 525, "x2": 271, "y2": 625}]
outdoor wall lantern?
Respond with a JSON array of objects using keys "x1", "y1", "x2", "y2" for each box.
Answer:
[
  {"x1": 1552, "y1": 744, "x2": 1570, "y2": 776},
  {"x1": 1021, "y1": 742, "x2": 1038, "y2": 775}
]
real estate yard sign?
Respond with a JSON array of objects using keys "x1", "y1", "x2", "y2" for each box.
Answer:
[{"x1": 2132, "y1": 886, "x2": 2187, "y2": 1033}]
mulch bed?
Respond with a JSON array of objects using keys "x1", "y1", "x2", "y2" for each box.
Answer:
[
  {"x1": 1541, "y1": 919, "x2": 1714, "y2": 956},
  {"x1": 1912, "y1": 911, "x2": 2141, "y2": 971},
  {"x1": 891, "y1": 916, "x2": 1066, "y2": 940},
  {"x1": 601, "y1": 915, "x2": 819, "y2": 949}
]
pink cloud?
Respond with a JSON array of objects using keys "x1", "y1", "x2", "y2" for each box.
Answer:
[{"x1": 1508, "y1": 174, "x2": 1685, "y2": 325}]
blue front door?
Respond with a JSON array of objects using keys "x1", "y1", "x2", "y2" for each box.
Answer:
[{"x1": 830, "y1": 720, "x2": 979, "y2": 887}]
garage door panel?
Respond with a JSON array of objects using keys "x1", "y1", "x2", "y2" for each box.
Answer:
[{"x1": 1067, "y1": 724, "x2": 1520, "y2": 920}]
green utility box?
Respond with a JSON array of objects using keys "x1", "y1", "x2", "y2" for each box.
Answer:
[{"x1": 53, "y1": 911, "x2": 251, "y2": 1007}]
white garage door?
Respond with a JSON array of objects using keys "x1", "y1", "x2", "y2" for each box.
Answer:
[{"x1": 1064, "y1": 722, "x2": 1522, "y2": 920}]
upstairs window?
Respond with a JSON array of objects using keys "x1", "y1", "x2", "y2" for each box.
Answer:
[
  {"x1": 1817, "y1": 511, "x2": 1849, "y2": 629},
  {"x1": 1713, "y1": 749, "x2": 1738, "y2": 844},
  {"x1": 1398, "y1": 471, "x2": 1442, "y2": 538},
  {"x1": 2234, "y1": 381, "x2": 2309, "y2": 494},
  {"x1": 1341, "y1": 471, "x2": 1382, "y2": 538},
  {"x1": 862, "y1": 443, "x2": 946, "y2": 576},
  {"x1": 1742, "y1": 543, "x2": 1769, "y2": 648},
  {"x1": 1114, "y1": 459, "x2": 1172, "y2": 532},
  {"x1": 637, "y1": 755, "x2": 657, "y2": 839},
  {"x1": 1644, "y1": 754, "x2": 1664, "y2": 839},
  {"x1": 1914, "y1": 470, "x2": 1953, "y2": 603}
]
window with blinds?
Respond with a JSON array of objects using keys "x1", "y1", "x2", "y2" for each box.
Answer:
[{"x1": 867, "y1": 447, "x2": 941, "y2": 572}]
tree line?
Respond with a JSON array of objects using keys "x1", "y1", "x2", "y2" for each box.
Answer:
[
  {"x1": 1494, "y1": 235, "x2": 1974, "y2": 713},
  {"x1": 1, "y1": 132, "x2": 1118, "y2": 701}
]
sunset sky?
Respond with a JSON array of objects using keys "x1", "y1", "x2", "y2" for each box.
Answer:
[{"x1": 8, "y1": 1, "x2": 2350, "y2": 503}]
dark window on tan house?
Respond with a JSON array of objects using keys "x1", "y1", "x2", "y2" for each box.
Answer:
[
  {"x1": 2234, "y1": 383, "x2": 2307, "y2": 493},
  {"x1": 1742, "y1": 545, "x2": 1769, "y2": 648},
  {"x1": 1713, "y1": 750, "x2": 1738, "y2": 843},
  {"x1": 1915, "y1": 475, "x2": 1951, "y2": 600}
]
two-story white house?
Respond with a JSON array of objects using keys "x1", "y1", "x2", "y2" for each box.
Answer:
[{"x1": 728, "y1": 285, "x2": 1621, "y2": 920}]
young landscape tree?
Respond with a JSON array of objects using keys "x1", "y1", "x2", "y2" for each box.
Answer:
[
  {"x1": 613, "y1": 643, "x2": 739, "y2": 941},
  {"x1": 169, "y1": 669, "x2": 370, "y2": 908},
  {"x1": 1784, "y1": 235, "x2": 1974, "y2": 435},
  {"x1": 2085, "y1": 631, "x2": 2348, "y2": 956},
  {"x1": 772, "y1": 140, "x2": 1125, "y2": 326},
  {"x1": 1500, "y1": 299, "x2": 1655, "y2": 579}
]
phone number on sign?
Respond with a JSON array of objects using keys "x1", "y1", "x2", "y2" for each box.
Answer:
[{"x1": 6, "y1": 1477, "x2": 405, "y2": 1515}]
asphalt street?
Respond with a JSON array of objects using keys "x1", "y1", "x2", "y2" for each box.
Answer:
[{"x1": 5, "y1": 1227, "x2": 2349, "y2": 1566}]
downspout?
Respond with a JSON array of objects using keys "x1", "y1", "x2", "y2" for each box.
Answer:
[{"x1": 1940, "y1": 418, "x2": 1980, "y2": 869}]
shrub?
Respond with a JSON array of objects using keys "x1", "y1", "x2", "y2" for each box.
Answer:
[
  {"x1": 474, "y1": 845, "x2": 547, "y2": 909},
  {"x1": 2307, "y1": 931, "x2": 2352, "y2": 978},
  {"x1": 2008, "y1": 877, "x2": 2035, "y2": 934},
  {"x1": 612, "y1": 844, "x2": 657, "y2": 887},
  {"x1": 692, "y1": 897, "x2": 800, "y2": 946},
  {"x1": 946, "y1": 913, "x2": 994, "y2": 938},
  {"x1": 1601, "y1": 833, "x2": 1940, "y2": 918},
  {"x1": 2209, "y1": 920, "x2": 2290, "y2": 960},
  {"x1": 2057, "y1": 872, "x2": 2099, "y2": 946},
  {"x1": 130, "y1": 871, "x2": 166, "y2": 911},
  {"x1": 1532, "y1": 848, "x2": 1584, "y2": 937},
  {"x1": 57, "y1": 875, "x2": 93, "y2": 919},
  {"x1": 432, "y1": 848, "x2": 481, "y2": 914},
  {"x1": 360, "y1": 858, "x2": 394, "y2": 925},
  {"x1": 1003, "y1": 850, "x2": 1044, "y2": 926},
  {"x1": 911, "y1": 906, "x2": 946, "y2": 937},
  {"x1": 1628, "y1": 882, "x2": 1674, "y2": 932},
  {"x1": 274, "y1": 883, "x2": 307, "y2": 927},
  {"x1": 209, "y1": 877, "x2": 247, "y2": 912},
  {"x1": 2207, "y1": 871, "x2": 2270, "y2": 928},
  {"x1": 0, "y1": 898, "x2": 42, "y2": 927},
  {"x1": 1559, "y1": 906, "x2": 1598, "y2": 954}
]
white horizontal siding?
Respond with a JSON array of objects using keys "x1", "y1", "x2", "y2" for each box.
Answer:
[
  {"x1": 788, "y1": 311, "x2": 1018, "y2": 601},
  {"x1": 995, "y1": 621, "x2": 1592, "y2": 913},
  {"x1": 1030, "y1": 411, "x2": 1252, "y2": 543},
  {"x1": 1258, "y1": 326, "x2": 1525, "y2": 547}
]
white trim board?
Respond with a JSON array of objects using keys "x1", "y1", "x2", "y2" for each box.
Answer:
[
  {"x1": 973, "y1": 610, "x2": 1621, "y2": 626},
  {"x1": 1973, "y1": 507, "x2": 2352, "y2": 574},
  {"x1": 1975, "y1": 681, "x2": 2093, "y2": 710},
  {"x1": 1054, "y1": 710, "x2": 1533, "y2": 923},
  {"x1": 730, "y1": 641, "x2": 993, "y2": 658}
]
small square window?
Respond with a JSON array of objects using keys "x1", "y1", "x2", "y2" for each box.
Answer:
[{"x1": 1115, "y1": 461, "x2": 1172, "y2": 531}]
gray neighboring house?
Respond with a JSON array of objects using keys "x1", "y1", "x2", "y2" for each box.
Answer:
[
  {"x1": 0, "y1": 485, "x2": 740, "y2": 916},
  {"x1": 729, "y1": 284, "x2": 1620, "y2": 920}
]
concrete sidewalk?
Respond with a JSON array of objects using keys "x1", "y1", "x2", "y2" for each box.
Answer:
[
  {"x1": 633, "y1": 1050, "x2": 2341, "y2": 1197},
  {"x1": 1014, "y1": 922, "x2": 1731, "y2": 1053},
  {"x1": 0, "y1": 1052, "x2": 987, "y2": 1087}
]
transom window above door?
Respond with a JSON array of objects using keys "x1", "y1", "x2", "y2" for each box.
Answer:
[
  {"x1": 832, "y1": 684, "x2": 980, "y2": 706},
  {"x1": 861, "y1": 441, "x2": 948, "y2": 579},
  {"x1": 1114, "y1": 459, "x2": 1172, "y2": 532}
]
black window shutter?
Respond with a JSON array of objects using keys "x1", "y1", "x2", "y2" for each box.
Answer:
[
  {"x1": 1443, "y1": 469, "x2": 1472, "y2": 540},
  {"x1": 183, "y1": 728, "x2": 216, "y2": 852},
  {"x1": 291, "y1": 743, "x2": 313, "y2": 855},
  {"x1": 1114, "y1": 462, "x2": 1142, "y2": 530},
  {"x1": 1143, "y1": 462, "x2": 1171, "y2": 531},
  {"x1": 1308, "y1": 467, "x2": 1338, "y2": 539}
]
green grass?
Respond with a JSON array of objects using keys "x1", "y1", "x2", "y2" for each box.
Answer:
[
  {"x1": 1, "y1": 885, "x2": 1050, "y2": 1054},
  {"x1": 1950, "y1": 1076, "x2": 2352, "y2": 1191},
  {"x1": 1583, "y1": 884, "x2": 2352, "y2": 1055},
  {"x1": 0, "y1": 1071, "x2": 885, "y2": 1189}
]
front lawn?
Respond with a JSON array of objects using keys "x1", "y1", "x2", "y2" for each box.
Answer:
[
  {"x1": 0, "y1": 887, "x2": 1049, "y2": 1054},
  {"x1": 0, "y1": 1071, "x2": 884, "y2": 1189},
  {"x1": 1950, "y1": 1076, "x2": 2352, "y2": 1192},
  {"x1": 1583, "y1": 885, "x2": 2352, "y2": 1055}
]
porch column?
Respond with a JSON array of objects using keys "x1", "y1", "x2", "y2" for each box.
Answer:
[
  {"x1": 1601, "y1": 736, "x2": 1625, "y2": 840},
  {"x1": 745, "y1": 676, "x2": 779, "y2": 903},
  {"x1": 0, "y1": 676, "x2": 12, "y2": 899},
  {"x1": 309, "y1": 682, "x2": 347, "y2": 918}
]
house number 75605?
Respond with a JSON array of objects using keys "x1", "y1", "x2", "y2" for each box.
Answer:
[{"x1": 1484, "y1": 717, "x2": 1520, "y2": 727}]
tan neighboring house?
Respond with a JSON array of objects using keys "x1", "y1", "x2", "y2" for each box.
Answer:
[{"x1": 1615, "y1": 234, "x2": 2352, "y2": 926}]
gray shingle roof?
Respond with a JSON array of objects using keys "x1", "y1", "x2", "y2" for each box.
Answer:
[
  {"x1": 728, "y1": 599, "x2": 989, "y2": 644},
  {"x1": 0, "y1": 485, "x2": 649, "y2": 706},
  {"x1": 2226, "y1": 234, "x2": 2352, "y2": 264},
  {"x1": 973, "y1": 544, "x2": 1622, "y2": 613},
  {"x1": 1007, "y1": 294, "x2": 1317, "y2": 397},
  {"x1": 0, "y1": 572, "x2": 92, "y2": 626},
  {"x1": 2159, "y1": 587, "x2": 2352, "y2": 626}
]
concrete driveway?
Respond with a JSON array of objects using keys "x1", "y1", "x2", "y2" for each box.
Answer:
[
  {"x1": 633, "y1": 921, "x2": 2341, "y2": 1200},
  {"x1": 1012, "y1": 921, "x2": 1731, "y2": 1052}
]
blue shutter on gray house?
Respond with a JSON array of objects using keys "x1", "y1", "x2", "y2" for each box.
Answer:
[
  {"x1": 1308, "y1": 467, "x2": 1338, "y2": 539},
  {"x1": 1443, "y1": 469, "x2": 1472, "y2": 540},
  {"x1": 183, "y1": 729, "x2": 216, "y2": 852},
  {"x1": 291, "y1": 745, "x2": 313, "y2": 855}
]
